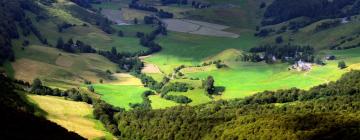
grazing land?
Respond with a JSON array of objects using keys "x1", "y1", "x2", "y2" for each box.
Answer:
[
  {"x1": 27, "y1": 95, "x2": 113, "y2": 140},
  {"x1": 93, "y1": 84, "x2": 149, "y2": 110},
  {"x1": 11, "y1": 45, "x2": 119, "y2": 89}
]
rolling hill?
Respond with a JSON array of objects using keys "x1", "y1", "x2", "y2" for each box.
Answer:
[{"x1": 1, "y1": 0, "x2": 360, "y2": 139}]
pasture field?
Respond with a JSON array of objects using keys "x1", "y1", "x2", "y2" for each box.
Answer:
[
  {"x1": 27, "y1": 95, "x2": 113, "y2": 140},
  {"x1": 145, "y1": 31, "x2": 259, "y2": 73},
  {"x1": 11, "y1": 44, "x2": 118, "y2": 89},
  {"x1": 93, "y1": 84, "x2": 149, "y2": 110}
]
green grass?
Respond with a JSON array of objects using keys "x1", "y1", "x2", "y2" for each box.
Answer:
[
  {"x1": 145, "y1": 31, "x2": 259, "y2": 73},
  {"x1": 11, "y1": 44, "x2": 118, "y2": 89},
  {"x1": 32, "y1": 18, "x2": 147, "y2": 53},
  {"x1": 185, "y1": 61, "x2": 346, "y2": 99},
  {"x1": 149, "y1": 95, "x2": 179, "y2": 109},
  {"x1": 27, "y1": 95, "x2": 113, "y2": 139},
  {"x1": 168, "y1": 89, "x2": 213, "y2": 106},
  {"x1": 93, "y1": 84, "x2": 148, "y2": 110}
]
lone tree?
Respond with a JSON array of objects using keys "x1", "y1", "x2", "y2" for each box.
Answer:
[
  {"x1": 31, "y1": 78, "x2": 42, "y2": 91},
  {"x1": 275, "y1": 36, "x2": 283, "y2": 44},
  {"x1": 338, "y1": 61, "x2": 347, "y2": 69},
  {"x1": 203, "y1": 76, "x2": 215, "y2": 94},
  {"x1": 56, "y1": 37, "x2": 64, "y2": 49}
]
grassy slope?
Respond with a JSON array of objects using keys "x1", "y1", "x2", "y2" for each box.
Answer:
[
  {"x1": 29, "y1": 1, "x2": 148, "y2": 53},
  {"x1": 261, "y1": 16, "x2": 360, "y2": 50},
  {"x1": 11, "y1": 44, "x2": 118, "y2": 89},
  {"x1": 27, "y1": 95, "x2": 113, "y2": 140}
]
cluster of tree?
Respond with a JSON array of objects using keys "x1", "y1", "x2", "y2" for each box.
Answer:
[
  {"x1": 129, "y1": 91, "x2": 154, "y2": 109},
  {"x1": 191, "y1": 1, "x2": 211, "y2": 9},
  {"x1": 163, "y1": 95, "x2": 192, "y2": 104},
  {"x1": 262, "y1": 0, "x2": 360, "y2": 25},
  {"x1": 157, "y1": 9, "x2": 174, "y2": 18},
  {"x1": 202, "y1": 76, "x2": 215, "y2": 94},
  {"x1": 161, "y1": 0, "x2": 188, "y2": 5},
  {"x1": 99, "y1": 47, "x2": 143, "y2": 73},
  {"x1": 129, "y1": 1, "x2": 174, "y2": 18},
  {"x1": 243, "y1": 44, "x2": 315, "y2": 63},
  {"x1": 0, "y1": 75, "x2": 85, "y2": 139},
  {"x1": 330, "y1": 34, "x2": 360, "y2": 50},
  {"x1": 103, "y1": 70, "x2": 360, "y2": 139},
  {"x1": 314, "y1": 20, "x2": 341, "y2": 32},
  {"x1": 30, "y1": 78, "x2": 94, "y2": 104},
  {"x1": 135, "y1": 73, "x2": 164, "y2": 92},
  {"x1": 56, "y1": 38, "x2": 96, "y2": 53},
  {"x1": 138, "y1": 23, "x2": 166, "y2": 54}
]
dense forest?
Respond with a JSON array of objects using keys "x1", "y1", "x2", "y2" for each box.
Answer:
[{"x1": 263, "y1": 0, "x2": 360, "y2": 25}]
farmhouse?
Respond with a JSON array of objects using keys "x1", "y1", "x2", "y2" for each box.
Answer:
[{"x1": 291, "y1": 60, "x2": 312, "y2": 71}]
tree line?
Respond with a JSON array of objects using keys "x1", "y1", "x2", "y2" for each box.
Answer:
[
  {"x1": 243, "y1": 44, "x2": 315, "y2": 63},
  {"x1": 129, "y1": 0, "x2": 174, "y2": 18}
]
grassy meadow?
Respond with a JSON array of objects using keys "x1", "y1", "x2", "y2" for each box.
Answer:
[
  {"x1": 27, "y1": 95, "x2": 113, "y2": 140},
  {"x1": 11, "y1": 44, "x2": 119, "y2": 89},
  {"x1": 93, "y1": 84, "x2": 149, "y2": 110}
]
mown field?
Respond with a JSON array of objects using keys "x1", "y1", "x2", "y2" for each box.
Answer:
[{"x1": 27, "y1": 95, "x2": 113, "y2": 140}]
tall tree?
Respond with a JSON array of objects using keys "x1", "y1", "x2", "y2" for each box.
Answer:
[
  {"x1": 203, "y1": 76, "x2": 215, "y2": 94},
  {"x1": 56, "y1": 37, "x2": 64, "y2": 49}
]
